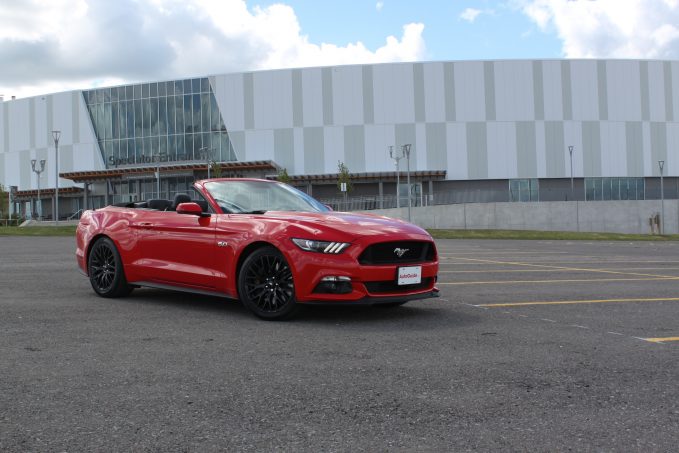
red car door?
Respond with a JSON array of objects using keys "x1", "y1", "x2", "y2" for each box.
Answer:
[{"x1": 134, "y1": 210, "x2": 218, "y2": 289}]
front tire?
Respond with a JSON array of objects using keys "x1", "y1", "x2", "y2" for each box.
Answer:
[
  {"x1": 238, "y1": 246, "x2": 299, "y2": 320},
  {"x1": 88, "y1": 237, "x2": 133, "y2": 298}
]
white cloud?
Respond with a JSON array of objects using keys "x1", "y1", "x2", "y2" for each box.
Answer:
[
  {"x1": 518, "y1": 0, "x2": 679, "y2": 58},
  {"x1": 460, "y1": 8, "x2": 483, "y2": 23},
  {"x1": 376, "y1": 1, "x2": 384, "y2": 12},
  {"x1": 0, "y1": 0, "x2": 426, "y2": 99}
]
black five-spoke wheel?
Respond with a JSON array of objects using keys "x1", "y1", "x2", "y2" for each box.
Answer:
[
  {"x1": 238, "y1": 246, "x2": 299, "y2": 320},
  {"x1": 88, "y1": 237, "x2": 133, "y2": 298}
]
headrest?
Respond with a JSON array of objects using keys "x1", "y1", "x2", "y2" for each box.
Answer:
[{"x1": 173, "y1": 193, "x2": 192, "y2": 209}]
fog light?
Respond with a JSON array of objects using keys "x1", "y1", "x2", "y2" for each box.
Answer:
[{"x1": 314, "y1": 276, "x2": 352, "y2": 294}]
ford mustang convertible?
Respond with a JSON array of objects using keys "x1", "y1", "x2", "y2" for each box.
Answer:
[{"x1": 76, "y1": 178, "x2": 439, "y2": 319}]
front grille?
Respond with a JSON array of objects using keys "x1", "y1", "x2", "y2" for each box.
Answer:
[
  {"x1": 364, "y1": 278, "x2": 434, "y2": 294},
  {"x1": 358, "y1": 241, "x2": 436, "y2": 265}
]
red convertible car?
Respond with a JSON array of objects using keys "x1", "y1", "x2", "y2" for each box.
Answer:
[{"x1": 76, "y1": 178, "x2": 439, "y2": 319}]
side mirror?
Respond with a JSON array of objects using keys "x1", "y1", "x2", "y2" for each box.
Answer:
[{"x1": 177, "y1": 202, "x2": 210, "y2": 217}]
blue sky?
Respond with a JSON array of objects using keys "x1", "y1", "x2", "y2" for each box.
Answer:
[
  {"x1": 252, "y1": 0, "x2": 563, "y2": 61},
  {"x1": 1, "y1": 0, "x2": 678, "y2": 99}
]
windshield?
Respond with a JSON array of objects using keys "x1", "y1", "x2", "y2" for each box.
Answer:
[{"x1": 203, "y1": 180, "x2": 330, "y2": 214}]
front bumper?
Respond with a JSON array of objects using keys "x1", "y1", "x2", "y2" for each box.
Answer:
[{"x1": 300, "y1": 288, "x2": 440, "y2": 306}]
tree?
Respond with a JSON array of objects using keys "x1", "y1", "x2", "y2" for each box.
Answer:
[
  {"x1": 337, "y1": 161, "x2": 353, "y2": 193},
  {"x1": 277, "y1": 168, "x2": 291, "y2": 185},
  {"x1": 209, "y1": 161, "x2": 222, "y2": 178},
  {"x1": 0, "y1": 184, "x2": 8, "y2": 219}
]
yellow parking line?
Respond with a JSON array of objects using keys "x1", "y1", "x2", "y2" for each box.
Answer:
[
  {"x1": 438, "y1": 277, "x2": 679, "y2": 285},
  {"x1": 644, "y1": 337, "x2": 679, "y2": 343},
  {"x1": 439, "y1": 268, "x2": 679, "y2": 274},
  {"x1": 478, "y1": 297, "x2": 679, "y2": 307},
  {"x1": 448, "y1": 256, "x2": 679, "y2": 279}
]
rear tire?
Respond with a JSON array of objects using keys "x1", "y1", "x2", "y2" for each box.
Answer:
[
  {"x1": 88, "y1": 237, "x2": 133, "y2": 298},
  {"x1": 238, "y1": 246, "x2": 299, "y2": 320}
]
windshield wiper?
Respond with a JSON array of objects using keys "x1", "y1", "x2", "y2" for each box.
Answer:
[{"x1": 239, "y1": 210, "x2": 267, "y2": 214}]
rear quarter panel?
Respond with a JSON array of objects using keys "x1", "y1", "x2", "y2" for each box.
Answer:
[{"x1": 76, "y1": 208, "x2": 144, "y2": 280}]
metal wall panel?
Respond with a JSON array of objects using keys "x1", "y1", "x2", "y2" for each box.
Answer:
[
  {"x1": 323, "y1": 126, "x2": 344, "y2": 173},
  {"x1": 425, "y1": 123, "x2": 447, "y2": 171},
  {"x1": 446, "y1": 122, "x2": 467, "y2": 179},
  {"x1": 597, "y1": 60, "x2": 608, "y2": 121},
  {"x1": 423, "y1": 63, "x2": 445, "y2": 122},
  {"x1": 543, "y1": 61, "x2": 564, "y2": 120},
  {"x1": 455, "y1": 62, "x2": 485, "y2": 121},
  {"x1": 466, "y1": 122, "x2": 488, "y2": 179},
  {"x1": 344, "y1": 125, "x2": 366, "y2": 172},
  {"x1": 244, "y1": 129, "x2": 273, "y2": 162},
  {"x1": 495, "y1": 61, "x2": 534, "y2": 121},
  {"x1": 516, "y1": 122, "x2": 537, "y2": 178},
  {"x1": 301, "y1": 69, "x2": 323, "y2": 127},
  {"x1": 322, "y1": 67, "x2": 334, "y2": 126},
  {"x1": 274, "y1": 128, "x2": 295, "y2": 170},
  {"x1": 332, "y1": 66, "x2": 364, "y2": 126},
  {"x1": 243, "y1": 73, "x2": 254, "y2": 130},
  {"x1": 486, "y1": 121, "x2": 516, "y2": 179},
  {"x1": 664, "y1": 62, "x2": 674, "y2": 121},
  {"x1": 413, "y1": 63, "x2": 426, "y2": 123},
  {"x1": 570, "y1": 61, "x2": 599, "y2": 120},
  {"x1": 600, "y1": 122, "x2": 626, "y2": 177},
  {"x1": 292, "y1": 69, "x2": 304, "y2": 127},
  {"x1": 650, "y1": 122, "x2": 667, "y2": 175},
  {"x1": 582, "y1": 121, "x2": 602, "y2": 176},
  {"x1": 533, "y1": 61, "x2": 545, "y2": 121},
  {"x1": 544, "y1": 121, "x2": 565, "y2": 178},
  {"x1": 362, "y1": 66, "x2": 374, "y2": 124},
  {"x1": 648, "y1": 61, "x2": 667, "y2": 121},
  {"x1": 625, "y1": 122, "x2": 644, "y2": 176},
  {"x1": 303, "y1": 127, "x2": 324, "y2": 174},
  {"x1": 606, "y1": 60, "x2": 641, "y2": 122}
]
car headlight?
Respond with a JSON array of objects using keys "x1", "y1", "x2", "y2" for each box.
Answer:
[{"x1": 292, "y1": 238, "x2": 350, "y2": 254}]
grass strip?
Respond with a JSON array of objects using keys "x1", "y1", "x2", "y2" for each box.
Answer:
[{"x1": 0, "y1": 226, "x2": 77, "y2": 236}]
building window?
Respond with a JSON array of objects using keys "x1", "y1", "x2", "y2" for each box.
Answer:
[
  {"x1": 84, "y1": 78, "x2": 237, "y2": 169},
  {"x1": 509, "y1": 179, "x2": 539, "y2": 202},
  {"x1": 584, "y1": 177, "x2": 645, "y2": 201}
]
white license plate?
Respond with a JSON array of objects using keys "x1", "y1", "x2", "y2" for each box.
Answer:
[{"x1": 397, "y1": 266, "x2": 422, "y2": 285}]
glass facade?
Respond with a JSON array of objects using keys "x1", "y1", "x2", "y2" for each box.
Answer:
[
  {"x1": 509, "y1": 179, "x2": 539, "y2": 202},
  {"x1": 585, "y1": 177, "x2": 645, "y2": 201},
  {"x1": 83, "y1": 78, "x2": 237, "y2": 168}
]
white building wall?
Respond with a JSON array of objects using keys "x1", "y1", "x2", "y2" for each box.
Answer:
[{"x1": 3, "y1": 59, "x2": 679, "y2": 195}]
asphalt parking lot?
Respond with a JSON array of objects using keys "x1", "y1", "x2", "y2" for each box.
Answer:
[{"x1": 1, "y1": 236, "x2": 678, "y2": 451}]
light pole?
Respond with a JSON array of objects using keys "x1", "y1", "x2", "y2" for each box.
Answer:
[
  {"x1": 52, "y1": 130, "x2": 61, "y2": 223},
  {"x1": 659, "y1": 160, "x2": 665, "y2": 234},
  {"x1": 568, "y1": 145, "x2": 574, "y2": 200},
  {"x1": 389, "y1": 146, "x2": 403, "y2": 209},
  {"x1": 31, "y1": 159, "x2": 46, "y2": 220},
  {"x1": 402, "y1": 144, "x2": 412, "y2": 222}
]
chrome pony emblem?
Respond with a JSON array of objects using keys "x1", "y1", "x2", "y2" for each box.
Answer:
[{"x1": 393, "y1": 248, "x2": 409, "y2": 257}]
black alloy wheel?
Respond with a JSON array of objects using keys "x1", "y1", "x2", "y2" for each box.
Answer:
[
  {"x1": 88, "y1": 237, "x2": 133, "y2": 298},
  {"x1": 238, "y1": 246, "x2": 299, "y2": 320}
]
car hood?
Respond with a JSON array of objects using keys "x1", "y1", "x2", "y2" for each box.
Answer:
[{"x1": 256, "y1": 211, "x2": 431, "y2": 241}]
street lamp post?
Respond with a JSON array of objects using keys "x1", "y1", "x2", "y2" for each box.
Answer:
[
  {"x1": 568, "y1": 145, "x2": 574, "y2": 200},
  {"x1": 659, "y1": 160, "x2": 665, "y2": 234},
  {"x1": 389, "y1": 146, "x2": 403, "y2": 209},
  {"x1": 402, "y1": 144, "x2": 412, "y2": 222},
  {"x1": 31, "y1": 159, "x2": 46, "y2": 220},
  {"x1": 52, "y1": 130, "x2": 61, "y2": 223}
]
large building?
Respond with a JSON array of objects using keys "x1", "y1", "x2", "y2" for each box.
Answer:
[{"x1": 1, "y1": 59, "x2": 678, "y2": 219}]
